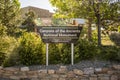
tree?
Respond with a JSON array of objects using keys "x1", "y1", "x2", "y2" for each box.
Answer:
[
  {"x1": 49, "y1": 0, "x2": 120, "y2": 46},
  {"x1": 0, "y1": 0, "x2": 20, "y2": 35},
  {"x1": 22, "y1": 10, "x2": 36, "y2": 32}
]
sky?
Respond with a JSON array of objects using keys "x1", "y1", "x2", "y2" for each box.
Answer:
[{"x1": 19, "y1": 0, "x2": 55, "y2": 12}]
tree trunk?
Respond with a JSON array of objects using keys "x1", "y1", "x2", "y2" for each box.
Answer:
[
  {"x1": 88, "y1": 18, "x2": 92, "y2": 41},
  {"x1": 97, "y1": 14, "x2": 101, "y2": 46}
]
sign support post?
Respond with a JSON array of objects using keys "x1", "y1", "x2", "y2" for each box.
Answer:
[
  {"x1": 46, "y1": 43, "x2": 49, "y2": 66},
  {"x1": 71, "y1": 43, "x2": 74, "y2": 65}
]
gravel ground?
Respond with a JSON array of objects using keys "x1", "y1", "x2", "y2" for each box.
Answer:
[{"x1": 28, "y1": 60, "x2": 120, "y2": 71}]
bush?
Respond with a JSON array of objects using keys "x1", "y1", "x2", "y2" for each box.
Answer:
[
  {"x1": 75, "y1": 39, "x2": 98, "y2": 62},
  {"x1": 0, "y1": 52, "x2": 6, "y2": 65},
  {"x1": 109, "y1": 33, "x2": 120, "y2": 46},
  {"x1": 61, "y1": 44, "x2": 71, "y2": 64},
  {"x1": 49, "y1": 44, "x2": 61, "y2": 64},
  {"x1": 99, "y1": 46, "x2": 120, "y2": 62},
  {"x1": 18, "y1": 32, "x2": 44, "y2": 66}
]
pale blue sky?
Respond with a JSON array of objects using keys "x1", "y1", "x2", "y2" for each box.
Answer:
[{"x1": 19, "y1": 0, "x2": 55, "y2": 12}]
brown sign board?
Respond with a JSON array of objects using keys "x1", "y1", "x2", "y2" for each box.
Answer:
[{"x1": 37, "y1": 26, "x2": 82, "y2": 43}]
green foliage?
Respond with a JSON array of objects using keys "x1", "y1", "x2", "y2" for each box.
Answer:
[
  {"x1": 0, "y1": 0, "x2": 21, "y2": 35},
  {"x1": 3, "y1": 52, "x2": 20, "y2": 67},
  {"x1": 61, "y1": 44, "x2": 71, "y2": 64},
  {"x1": 75, "y1": 39, "x2": 98, "y2": 62},
  {"x1": 49, "y1": 44, "x2": 61, "y2": 64},
  {"x1": 0, "y1": 35, "x2": 19, "y2": 66},
  {"x1": 118, "y1": 26, "x2": 120, "y2": 32},
  {"x1": 109, "y1": 33, "x2": 120, "y2": 46},
  {"x1": 22, "y1": 10, "x2": 36, "y2": 32},
  {"x1": 0, "y1": 52, "x2": 6, "y2": 65},
  {"x1": 52, "y1": 18, "x2": 67, "y2": 26},
  {"x1": 50, "y1": 0, "x2": 120, "y2": 45},
  {"x1": 99, "y1": 46, "x2": 120, "y2": 62},
  {"x1": 2, "y1": 38, "x2": 20, "y2": 67},
  {"x1": 0, "y1": 24, "x2": 7, "y2": 37},
  {"x1": 18, "y1": 32, "x2": 44, "y2": 66}
]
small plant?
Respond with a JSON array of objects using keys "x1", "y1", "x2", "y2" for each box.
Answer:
[{"x1": 18, "y1": 32, "x2": 44, "y2": 66}]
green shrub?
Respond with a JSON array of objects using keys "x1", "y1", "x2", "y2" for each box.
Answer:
[
  {"x1": 0, "y1": 52, "x2": 6, "y2": 65},
  {"x1": 109, "y1": 33, "x2": 120, "y2": 46},
  {"x1": 99, "y1": 46, "x2": 120, "y2": 62},
  {"x1": 18, "y1": 32, "x2": 44, "y2": 66},
  {"x1": 49, "y1": 44, "x2": 61, "y2": 64},
  {"x1": 75, "y1": 39, "x2": 98, "y2": 62},
  {"x1": 3, "y1": 50, "x2": 20, "y2": 67},
  {"x1": 61, "y1": 44, "x2": 71, "y2": 64}
]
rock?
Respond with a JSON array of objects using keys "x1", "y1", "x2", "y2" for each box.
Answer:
[
  {"x1": 38, "y1": 69, "x2": 47, "y2": 73},
  {"x1": 98, "y1": 76, "x2": 110, "y2": 80},
  {"x1": 48, "y1": 70, "x2": 55, "y2": 74},
  {"x1": 0, "y1": 66, "x2": 3, "y2": 69},
  {"x1": 59, "y1": 78, "x2": 66, "y2": 80},
  {"x1": 21, "y1": 67, "x2": 29, "y2": 71},
  {"x1": 111, "y1": 75, "x2": 118, "y2": 80},
  {"x1": 102, "y1": 68, "x2": 110, "y2": 73},
  {"x1": 113, "y1": 65, "x2": 120, "y2": 70},
  {"x1": 60, "y1": 66, "x2": 67, "y2": 69},
  {"x1": 10, "y1": 76, "x2": 20, "y2": 80},
  {"x1": 89, "y1": 77, "x2": 97, "y2": 80},
  {"x1": 27, "y1": 71, "x2": 38, "y2": 76},
  {"x1": 67, "y1": 71, "x2": 75, "y2": 78},
  {"x1": 73, "y1": 69, "x2": 83, "y2": 75},
  {"x1": 5, "y1": 67, "x2": 19, "y2": 71},
  {"x1": 84, "y1": 67, "x2": 94, "y2": 75},
  {"x1": 51, "y1": 74, "x2": 59, "y2": 78},
  {"x1": 58, "y1": 66, "x2": 68, "y2": 74},
  {"x1": 95, "y1": 68, "x2": 102, "y2": 73},
  {"x1": 107, "y1": 70, "x2": 116, "y2": 75}
]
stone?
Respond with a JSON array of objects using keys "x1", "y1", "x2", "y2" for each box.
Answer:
[
  {"x1": 71, "y1": 78, "x2": 80, "y2": 80},
  {"x1": 95, "y1": 68, "x2": 102, "y2": 72},
  {"x1": 83, "y1": 67, "x2": 94, "y2": 75},
  {"x1": 89, "y1": 77, "x2": 97, "y2": 80},
  {"x1": 111, "y1": 75, "x2": 118, "y2": 80},
  {"x1": 98, "y1": 76, "x2": 110, "y2": 80},
  {"x1": 60, "y1": 74, "x2": 67, "y2": 78},
  {"x1": 98, "y1": 74, "x2": 110, "y2": 80},
  {"x1": 5, "y1": 67, "x2": 19, "y2": 72},
  {"x1": 58, "y1": 66, "x2": 68, "y2": 74},
  {"x1": 90, "y1": 74, "x2": 97, "y2": 80},
  {"x1": 80, "y1": 77, "x2": 89, "y2": 80},
  {"x1": 10, "y1": 76, "x2": 20, "y2": 80},
  {"x1": 48, "y1": 70, "x2": 55, "y2": 74},
  {"x1": 20, "y1": 78, "x2": 31, "y2": 80},
  {"x1": 38, "y1": 69, "x2": 47, "y2": 73},
  {"x1": 38, "y1": 73, "x2": 47, "y2": 78},
  {"x1": 59, "y1": 78, "x2": 66, "y2": 80},
  {"x1": 107, "y1": 70, "x2": 116, "y2": 75},
  {"x1": 57, "y1": 69, "x2": 67, "y2": 74},
  {"x1": 27, "y1": 71, "x2": 38, "y2": 76},
  {"x1": 51, "y1": 74, "x2": 59, "y2": 78},
  {"x1": 113, "y1": 65, "x2": 120, "y2": 70},
  {"x1": 102, "y1": 68, "x2": 110, "y2": 73},
  {"x1": 0, "y1": 66, "x2": 3, "y2": 69},
  {"x1": 50, "y1": 78, "x2": 58, "y2": 80},
  {"x1": 60, "y1": 66, "x2": 67, "y2": 69},
  {"x1": 21, "y1": 67, "x2": 29, "y2": 71},
  {"x1": 31, "y1": 78, "x2": 39, "y2": 80},
  {"x1": 73, "y1": 69, "x2": 84, "y2": 75},
  {"x1": 67, "y1": 71, "x2": 76, "y2": 78}
]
